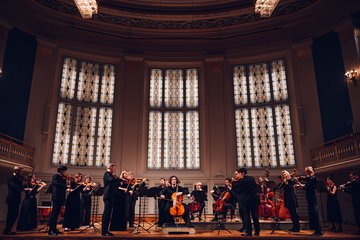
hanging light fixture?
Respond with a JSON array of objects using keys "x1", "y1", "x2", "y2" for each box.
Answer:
[
  {"x1": 74, "y1": 0, "x2": 98, "y2": 19},
  {"x1": 255, "y1": 0, "x2": 280, "y2": 18}
]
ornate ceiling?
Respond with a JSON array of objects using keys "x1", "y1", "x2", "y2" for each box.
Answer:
[
  {"x1": 0, "y1": 0, "x2": 359, "y2": 52},
  {"x1": 36, "y1": 0, "x2": 318, "y2": 30}
]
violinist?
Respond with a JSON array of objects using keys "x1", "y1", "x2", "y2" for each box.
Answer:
[
  {"x1": 127, "y1": 171, "x2": 147, "y2": 228},
  {"x1": 160, "y1": 176, "x2": 190, "y2": 225},
  {"x1": 109, "y1": 169, "x2": 128, "y2": 231},
  {"x1": 63, "y1": 173, "x2": 84, "y2": 231},
  {"x1": 188, "y1": 182, "x2": 207, "y2": 221},
  {"x1": 296, "y1": 166, "x2": 323, "y2": 236},
  {"x1": 325, "y1": 175, "x2": 342, "y2": 232},
  {"x1": 340, "y1": 171, "x2": 360, "y2": 234},
  {"x1": 280, "y1": 170, "x2": 300, "y2": 233},
  {"x1": 232, "y1": 168, "x2": 260, "y2": 237},
  {"x1": 17, "y1": 174, "x2": 46, "y2": 231},
  {"x1": 3, "y1": 165, "x2": 24, "y2": 235},
  {"x1": 48, "y1": 164, "x2": 68, "y2": 236},
  {"x1": 80, "y1": 175, "x2": 97, "y2": 226}
]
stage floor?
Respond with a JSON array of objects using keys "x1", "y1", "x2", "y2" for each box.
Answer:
[{"x1": 1, "y1": 221, "x2": 360, "y2": 240}]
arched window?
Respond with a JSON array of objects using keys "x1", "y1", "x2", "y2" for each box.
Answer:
[
  {"x1": 52, "y1": 57, "x2": 115, "y2": 167},
  {"x1": 233, "y1": 59, "x2": 295, "y2": 167}
]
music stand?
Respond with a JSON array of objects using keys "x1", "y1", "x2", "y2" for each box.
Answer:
[
  {"x1": 316, "y1": 180, "x2": 328, "y2": 230},
  {"x1": 146, "y1": 187, "x2": 162, "y2": 231},
  {"x1": 79, "y1": 185, "x2": 104, "y2": 233},
  {"x1": 131, "y1": 186, "x2": 150, "y2": 234},
  {"x1": 266, "y1": 180, "x2": 285, "y2": 234}
]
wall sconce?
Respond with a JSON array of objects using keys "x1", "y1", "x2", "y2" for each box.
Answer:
[{"x1": 345, "y1": 69, "x2": 358, "y2": 87}]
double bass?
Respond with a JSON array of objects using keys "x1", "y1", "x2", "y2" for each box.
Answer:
[{"x1": 170, "y1": 185, "x2": 185, "y2": 217}]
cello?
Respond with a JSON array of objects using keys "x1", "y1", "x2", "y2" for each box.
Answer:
[
  {"x1": 212, "y1": 189, "x2": 231, "y2": 213},
  {"x1": 170, "y1": 185, "x2": 185, "y2": 217}
]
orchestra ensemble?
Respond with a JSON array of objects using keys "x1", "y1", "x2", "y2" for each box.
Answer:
[{"x1": 2, "y1": 164, "x2": 360, "y2": 237}]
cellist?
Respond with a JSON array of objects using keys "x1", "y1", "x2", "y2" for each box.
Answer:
[
  {"x1": 160, "y1": 176, "x2": 190, "y2": 225},
  {"x1": 211, "y1": 178, "x2": 234, "y2": 221}
]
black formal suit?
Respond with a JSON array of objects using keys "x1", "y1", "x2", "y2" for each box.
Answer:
[
  {"x1": 101, "y1": 171, "x2": 119, "y2": 234},
  {"x1": 281, "y1": 179, "x2": 300, "y2": 230},
  {"x1": 160, "y1": 185, "x2": 190, "y2": 225},
  {"x1": 4, "y1": 174, "x2": 24, "y2": 234},
  {"x1": 344, "y1": 178, "x2": 360, "y2": 231},
  {"x1": 233, "y1": 176, "x2": 260, "y2": 235},
  {"x1": 48, "y1": 173, "x2": 67, "y2": 233},
  {"x1": 157, "y1": 184, "x2": 166, "y2": 227},
  {"x1": 303, "y1": 176, "x2": 322, "y2": 234}
]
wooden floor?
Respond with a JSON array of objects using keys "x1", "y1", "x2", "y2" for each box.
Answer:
[{"x1": 1, "y1": 221, "x2": 359, "y2": 240}]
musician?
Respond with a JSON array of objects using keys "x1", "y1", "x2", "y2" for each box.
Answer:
[
  {"x1": 341, "y1": 170, "x2": 360, "y2": 234},
  {"x1": 232, "y1": 168, "x2": 260, "y2": 236},
  {"x1": 3, "y1": 165, "x2": 24, "y2": 235},
  {"x1": 297, "y1": 166, "x2": 323, "y2": 236},
  {"x1": 212, "y1": 178, "x2": 234, "y2": 221},
  {"x1": 48, "y1": 165, "x2": 68, "y2": 236},
  {"x1": 188, "y1": 182, "x2": 207, "y2": 221},
  {"x1": 280, "y1": 170, "x2": 300, "y2": 232},
  {"x1": 257, "y1": 177, "x2": 275, "y2": 219},
  {"x1": 110, "y1": 170, "x2": 128, "y2": 231},
  {"x1": 160, "y1": 176, "x2": 190, "y2": 225},
  {"x1": 325, "y1": 175, "x2": 342, "y2": 232},
  {"x1": 80, "y1": 175, "x2": 96, "y2": 226},
  {"x1": 127, "y1": 171, "x2": 146, "y2": 228},
  {"x1": 101, "y1": 163, "x2": 118, "y2": 236},
  {"x1": 17, "y1": 174, "x2": 46, "y2": 231},
  {"x1": 157, "y1": 178, "x2": 167, "y2": 228},
  {"x1": 63, "y1": 173, "x2": 84, "y2": 231}
]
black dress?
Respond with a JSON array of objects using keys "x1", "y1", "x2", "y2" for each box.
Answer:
[
  {"x1": 326, "y1": 185, "x2": 342, "y2": 224},
  {"x1": 109, "y1": 180, "x2": 128, "y2": 231},
  {"x1": 16, "y1": 185, "x2": 40, "y2": 231},
  {"x1": 62, "y1": 182, "x2": 83, "y2": 229}
]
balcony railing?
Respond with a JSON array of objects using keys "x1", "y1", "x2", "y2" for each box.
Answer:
[
  {"x1": 311, "y1": 132, "x2": 360, "y2": 168},
  {"x1": 0, "y1": 133, "x2": 34, "y2": 168}
]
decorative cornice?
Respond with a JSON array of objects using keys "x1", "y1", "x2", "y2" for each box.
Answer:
[{"x1": 36, "y1": 0, "x2": 319, "y2": 30}]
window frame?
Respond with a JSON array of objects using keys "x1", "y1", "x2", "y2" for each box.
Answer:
[{"x1": 146, "y1": 67, "x2": 201, "y2": 170}]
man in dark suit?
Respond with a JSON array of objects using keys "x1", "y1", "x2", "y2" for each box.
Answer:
[
  {"x1": 48, "y1": 165, "x2": 68, "y2": 236},
  {"x1": 342, "y1": 171, "x2": 360, "y2": 234},
  {"x1": 298, "y1": 166, "x2": 323, "y2": 236},
  {"x1": 101, "y1": 163, "x2": 118, "y2": 236},
  {"x1": 3, "y1": 165, "x2": 24, "y2": 235},
  {"x1": 233, "y1": 167, "x2": 260, "y2": 236}
]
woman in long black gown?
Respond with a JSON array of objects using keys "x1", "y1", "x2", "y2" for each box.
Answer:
[
  {"x1": 109, "y1": 170, "x2": 128, "y2": 231},
  {"x1": 326, "y1": 176, "x2": 343, "y2": 232},
  {"x1": 63, "y1": 173, "x2": 84, "y2": 231},
  {"x1": 16, "y1": 174, "x2": 46, "y2": 231}
]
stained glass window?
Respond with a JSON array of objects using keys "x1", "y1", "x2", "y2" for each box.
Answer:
[
  {"x1": 148, "y1": 68, "x2": 200, "y2": 169},
  {"x1": 233, "y1": 59, "x2": 295, "y2": 168},
  {"x1": 52, "y1": 57, "x2": 115, "y2": 167}
]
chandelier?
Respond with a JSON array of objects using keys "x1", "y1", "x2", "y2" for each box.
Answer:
[
  {"x1": 255, "y1": 0, "x2": 280, "y2": 18},
  {"x1": 74, "y1": 0, "x2": 98, "y2": 19}
]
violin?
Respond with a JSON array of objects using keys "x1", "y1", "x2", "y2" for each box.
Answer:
[
  {"x1": 169, "y1": 185, "x2": 185, "y2": 217},
  {"x1": 339, "y1": 179, "x2": 355, "y2": 190}
]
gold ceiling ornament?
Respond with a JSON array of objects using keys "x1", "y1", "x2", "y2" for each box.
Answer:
[
  {"x1": 74, "y1": 0, "x2": 98, "y2": 19},
  {"x1": 255, "y1": 0, "x2": 280, "y2": 18}
]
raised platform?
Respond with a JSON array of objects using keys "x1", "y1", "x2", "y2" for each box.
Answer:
[{"x1": 1, "y1": 221, "x2": 359, "y2": 240}]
